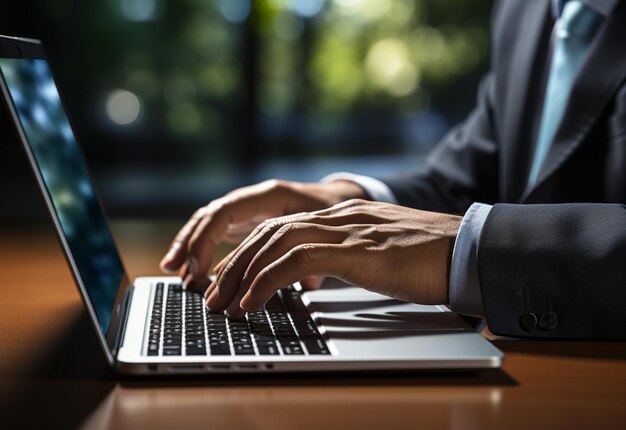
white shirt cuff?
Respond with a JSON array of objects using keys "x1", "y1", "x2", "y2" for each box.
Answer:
[
  {"x1": 320, "y1": 172, "x2": 398, "y2": 204},
  {"x1": 449, "y1": 202, "x2": 493, "y2": 318}
]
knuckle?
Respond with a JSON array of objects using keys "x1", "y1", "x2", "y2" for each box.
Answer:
[
  {"x1": 210, "y1": 200, "x2": 229, "y2": 217},
  {"x1": 206, "y1": 196, "x2": 230, "y2": 216},
  {"x1": 260, "y1": 217, "x2": 281, "y2": 234},
  {"x1": 222, "y1": 257, "x2": 238, "y2": 275},
  {"x1": 251, "y1": 219, "x2": 269, "y2": 235},
  {"x1": 291, "y1": 243, "x2": 316, "y2": 265},
  {"x1": 302, "y1": 214, "x2": 320, "y2": 224},
  {"x1": 275, "y1": 223, "x2": 297, "y2": 238},
  {"x1": 346, "y1": 198, "x2": 366, "y2": 207},
  {"x1": 262, "y1": 178, "x2": 287, "y2": 192},
  {"x1": 203, "y1": 198, "x2": 221, "y2": 212}
]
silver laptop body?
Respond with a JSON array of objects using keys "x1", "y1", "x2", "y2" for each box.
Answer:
[{"x1": 0, "y1": 35, "x2": 503, "y2": 375}]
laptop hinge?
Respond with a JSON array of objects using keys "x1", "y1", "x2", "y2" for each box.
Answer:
[{"x1": 111, "y1": 285, "x2": 134, "y2": 358}]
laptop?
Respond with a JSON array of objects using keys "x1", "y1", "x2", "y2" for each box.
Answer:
[{"x1": 0, "y1": 35, "x2": 503, "y2": 375}]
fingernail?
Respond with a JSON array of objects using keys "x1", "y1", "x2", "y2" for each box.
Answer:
[
  {"x1": 239, "y1": 293, "x2": 251, "y2": 310},
  {"x1": 160, "y1": 256, "x2": 172, "y2": 268},
  {"x1": 204, "y1": 280, "x2": 216, "y2": 299},
  {"x1": 160, "y1": 252, "x2": 176, "y2": 272},
  {"x1": 206, "y1": 289, "x2": 220, "y2": 311},
  {"x1": 205, "y1": 297, "x2": 217, "y2": 312}
]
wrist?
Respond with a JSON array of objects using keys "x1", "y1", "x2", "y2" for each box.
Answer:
[
  {"x1": 322, "y1": 180, "x2": 368, "y2": 204},
  {"x1": 438, "y1": 214, "x2": 464, "y2": 304}
]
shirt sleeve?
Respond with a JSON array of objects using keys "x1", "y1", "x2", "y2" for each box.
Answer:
[
  {"x1": 320, "y1": 172, "x2": 398, "y2": 204},
  {"x1": 449, "y1": 202, "x2": 492, "y2": 318}
]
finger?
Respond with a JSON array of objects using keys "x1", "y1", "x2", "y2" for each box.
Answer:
[
  {"x1": 160, "y1": 211, "x2": 204, "y2": 273},
  {"x1": 240, "y1": 243, "x2": 353, "y2": 310},
  {"x1": 208, "y1": 211, "x2": 363, "y2": 312},
  {"x1": 203, "y1": 280, "x2": 218, "y2": 300},
  {"x1": 237, "y1": 223, "x2": 345, "y2": 297},
  {"x1": 206, "y1": 214, "x2": 330, "y2": 312},
  {"x1": 226, "y1": 287, "x2": 248, "y2": 320},
  {"x1": 179, "y1": 261, "x2": 190, "y2": 280},
  {"x1": 220, "y1": 223, "x2": 344, "y2": 315},
  {"x1": 300, "y1": 276, "x2": 325, "y2": 290},
  {"x1": 187, "y1": 197, "x2": 285, "y2": 281},
  {"x1": 206, "y1": 219, "x2": 287, "y2": 311},
  {"x1": 213, "y1": 248, "x2": 238, "y2": 275}
]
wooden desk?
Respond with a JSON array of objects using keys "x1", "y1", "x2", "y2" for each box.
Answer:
[{"x1": 1, "y1": 221, "x2": 625, "y2": 430}]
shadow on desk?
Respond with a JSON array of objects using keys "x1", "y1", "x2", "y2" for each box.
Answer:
[
  {"x1": 1, "y1": 311, "x2": 116, "y2": 430},
  {"x1": 496, "y1": 339, "x2": 626, "y2": 361}
]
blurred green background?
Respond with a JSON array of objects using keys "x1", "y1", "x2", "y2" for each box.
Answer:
[{"x1": 0, "y1": 0, "x2": 493, "y2": 220}]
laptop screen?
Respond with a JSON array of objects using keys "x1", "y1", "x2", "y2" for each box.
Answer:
[{"x1": 0, "y1": 58, "x2": 125, "y2": 334}]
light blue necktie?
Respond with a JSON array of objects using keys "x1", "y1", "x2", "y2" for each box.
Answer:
[{"x1": 527, "y1": 0, "x2": 603, "y2": 187}]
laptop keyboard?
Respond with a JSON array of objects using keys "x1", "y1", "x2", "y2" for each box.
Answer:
[{"x1": 146, "y1": 283, "x2": 330, "y2": 357}]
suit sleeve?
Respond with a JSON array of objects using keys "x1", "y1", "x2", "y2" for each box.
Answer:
[
  {"x1": 477, "y1": 203, "x2": 626, "y2": 340},
  {"x1": 378, "y1": 72, "x2": 500, "y2": 214}
]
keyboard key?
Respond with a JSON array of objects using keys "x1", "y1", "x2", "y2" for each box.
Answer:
[
  {"x1": 258, "y1": 344, "x2": 279, "y2": 355},
  {"x1": 234, "y1": 344, "x2": 255, "y2": 355},
  {"x1": 186, "y1": 346, "x2": 207, "y2": 356},
  {"x1": 163, "y1": 347, "x2": 181, "y2": 356},
  {"x1": 302, "y1": 336, "x2": 330, "y2": 355},
  {"x1": 281, "y1": 344, "x2": 304, "y2": 355},
  {"x1": 210, "y1": 346, "x2": 231, "y2": 355},
  {"x1": 147, "y1": 282, "x2": 325, "y2": 358},
  {"x1": 164, "y1": 338, "x2": 181, "y2": 348}
]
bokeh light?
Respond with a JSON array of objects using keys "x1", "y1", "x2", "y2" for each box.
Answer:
[
  {"x1": 106, "y1": 89, "x2": 143, "y2": 125},
  {"x1": 219, "y1": 0, "x2": 251, "y2": 23},
  {"x1": 121, "y1": 0, "x2": 163, "y2": 22},
  {"x1": 365, "y1": 38, "x2": 419, "y2": 97},
  {"x1": 333, "y1": 0, "x2": 391, "y2": 21},
  {"x1": 288, "y1": 0, "x2": 326, "y2": 18}
]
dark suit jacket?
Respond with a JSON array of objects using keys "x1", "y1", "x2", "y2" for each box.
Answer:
[{"x1": 380, "y1": 0, "x2": 626, "y2": 340}]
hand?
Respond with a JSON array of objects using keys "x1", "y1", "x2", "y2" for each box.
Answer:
[
  {"x1": 159, "y1": 179, "x2": 367, "y2": 287},
  {"x1": 205, "y1": 199, "x2": 463, "y2": 318}
]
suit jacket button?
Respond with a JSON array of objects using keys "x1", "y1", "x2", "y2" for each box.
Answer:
[
  {"x1": 539, "y1": 312, "x2": 558, "y2": 330},
  {"x1": 519, "y1": 312, "x2": 537, "y2": 331}
]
